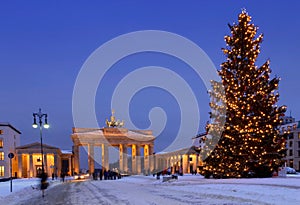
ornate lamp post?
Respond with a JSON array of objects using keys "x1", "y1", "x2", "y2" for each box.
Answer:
[{"x1": 32, "y1": 108, "x2": 49, "y2": 175}]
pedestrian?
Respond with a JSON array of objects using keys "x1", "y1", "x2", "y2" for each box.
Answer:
[
  {"x1": 179, "y1": 167, "x2": 183, "y2": 176},
  {"x1": 100, "y1": 169, "x2": 103, "y2": 180},
  {"x1": 104, "y1": 170, "x2": 108, "y2": 180},
  {"x1": 40, "y1": 172, "x2": 48, "y2": 197},
  {"x1": 61, "y1": 172, "x2": 65, "y2": 182},
  {"x1": 167, "y1": 167, "x2": 171, "y2": 175}
]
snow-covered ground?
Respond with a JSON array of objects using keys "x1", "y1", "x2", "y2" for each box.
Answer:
[{"x1": 0, "y1": 174, "x2": 299, "y2": 204}]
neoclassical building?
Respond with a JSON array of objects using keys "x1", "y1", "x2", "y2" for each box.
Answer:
[
  {"x1": 16, "y1": 142, "x2": 72, "y2": 178},
  {"x1": 155, "y1": 133, "x2": 206, "y2": 174},
  {"x1": 71, "y1": 111, "x2": 155, "y2": 175}
]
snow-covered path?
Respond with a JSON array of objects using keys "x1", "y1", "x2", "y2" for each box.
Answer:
[{"x1": 1, "y1": 175, "x2": 300, "y2": 205}]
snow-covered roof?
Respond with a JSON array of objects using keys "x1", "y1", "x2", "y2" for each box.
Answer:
[{"x1": 61, "y1": 150, "x2": 72, "y2": 154}]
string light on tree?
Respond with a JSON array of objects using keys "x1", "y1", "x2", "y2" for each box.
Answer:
[{"x1": 199, "y1": 9, "x2": 287, "y2": 178}]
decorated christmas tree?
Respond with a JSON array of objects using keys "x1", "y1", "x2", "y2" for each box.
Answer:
[
  {"x1": 200, "y1": 10, "x2": 287, "y2": 178},
  {"x1": 199, "y1": 80, "x2": 226, "y2": 162}
]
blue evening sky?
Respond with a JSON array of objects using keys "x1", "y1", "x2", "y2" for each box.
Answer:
[{"x1": 1, "y1": 1, "x2": 299, "y2": 161}]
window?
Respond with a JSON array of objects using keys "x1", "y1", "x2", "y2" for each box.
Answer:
[
  {"x1": 289, "y1": 141, "x2": 293, "y2": 148},
  {"x1": 293, "y1": 124, "x2": 297, "y2": 130},
  {"x1": 0, "y1": 152, "x2": 4, "y2": 160},
  {"x1": 298, "y1": 141, "x2": 300, "y2": 149},
  {"x1": 298, "y1": 151, "x2": 300, "y2": 157},
  {"x1": 298, "y1": 133, "x2": 300, "y2": 140},
  {"x1": 0, "y1": 166, "x2": 4, "y2": 177},
  {"x1": 0, "y1": 139, "x2": 3, "y2": 148},
  {"x1": 0, "y1": 130, "x2": 3, "y2": 135},
  {"x1": 289, "y1": 149, "x2": 293, "y2": 156}
]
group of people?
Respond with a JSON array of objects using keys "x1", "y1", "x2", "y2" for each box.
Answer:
[
  {"x1": 190, "y1": 169, "x2": 198, "y2": 175},
  {"x1": 92, "y1": 169, "x2": 122, "y2": 180},
  {"x1": 51, "y1": 172, "x2": 66, "y2": 182}
]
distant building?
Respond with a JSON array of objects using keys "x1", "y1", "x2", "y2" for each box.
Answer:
[
  {"x1": 280, "y1": 116, "x2": 300, "y2": 171},
  {"x1": 155, "y1": 133, "x2": 206, "y2": 174},
  {"x1": 16, "y1": 142, "x2": 73, "y2": 178},
  {"x1": 0, "y1": 123, "x2": 21, "y2": 178},
  {"x1": 281, "y1": 116, "x2": 296, "y2": 125}
]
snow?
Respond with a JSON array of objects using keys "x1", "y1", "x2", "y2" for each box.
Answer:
[
  {"x1": 0, "y1": 174, "x2": 299, "y2": 204},
  {"x1": 0, "y1": 177, "x2": 67, "y2": 202},
  {"x1": 61, "y1": 150, "x2": 72, "y2": 154}
]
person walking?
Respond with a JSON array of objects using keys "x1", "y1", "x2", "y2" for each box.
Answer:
[
  {"x1": 61, "y1": 172, "x2": 65, "y2": 182},
  {"x1": 40, "y1": 172, "x2": 48, "y2": 197}
]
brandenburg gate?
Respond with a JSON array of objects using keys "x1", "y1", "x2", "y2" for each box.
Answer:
[{"x1": 71, "y1": 111, "x2": 155, "y2": 175}]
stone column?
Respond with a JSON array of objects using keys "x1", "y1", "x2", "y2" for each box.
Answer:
[
  {"x1": 157, "y1": 156, "x2": 162, "y2": 172},
  {"x1": 156, "y1": 156, "x2": 160, "y2": 172},
  {"x1": 144, "y1": 144, "x2": 149, "y2": 174},
  {"x1": 123, "y1": 145, "x2": 128, "y2": 173},
  {"x1": 88, "y1": 144, "x2": 95, "y2": 174},
  {"x1": 162, "y1": 156, "x2": 166, "y2": 171},
  {"x1": 195, "y1": 154, "x2": 199, "y2": 173},
  {"x1": 29, "y1": 154, "x2": 33, "y2": 177},
  {"x1": 131, "y1": 144, "x2": 136, "y2": 174},
  {"x1": 166, "y1": 156, "x2": 170, "y2": 169},
  {"x1": 171, "y1": 156, "x2": 175, "y2": 174},
  {"x1": 187, "y1": 154, "x2": 193, "y2": 173},
  {"x1": 158, "y1": 156, "x2": 164, "y2": 172},
  {"x1": 119, "y1": 144, "x2": 123, "y2": 172},
  {"x1": 68, "y1": 157, "x2": 72, "y2": 176},
  {"x1": 54, "y1": 154, "x2": 58, "y2": 176},
  {"x1": 160, "y1": 156, "x2": 165, "y2": 172},
  {"x1": 18, "y1": 154, "x2": 22, "y2": 178},
  {"x1": 182, "y1": 154, "x2": 190, "y2": 173},
  {"x1": 73, "y1": 145, "x2": 80, "y2": 174},
  {"x1": 136, "y1": 145, "x2": 141, "y2": 174},
  {"x1": 187, "y1": 155, "x2": 191, "y2": 173},
  {"x1": 149, "y1": 144, "x2": 154, "y2": 173},
  {"x1": 102, "y1": 144, "x2": 109, "y2": 170}
]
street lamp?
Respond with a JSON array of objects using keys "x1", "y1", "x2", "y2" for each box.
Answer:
[{"x1": 32, "y1": 108, "x2": 49, "y2": 175}]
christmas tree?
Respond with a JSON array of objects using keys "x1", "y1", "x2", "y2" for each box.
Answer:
[
  {"x1": 199, "y1": 10, "x2": 287, "y2": 178},
  {"x1": 199, "y1": 80, "x2": 226, "y2": 162}
]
